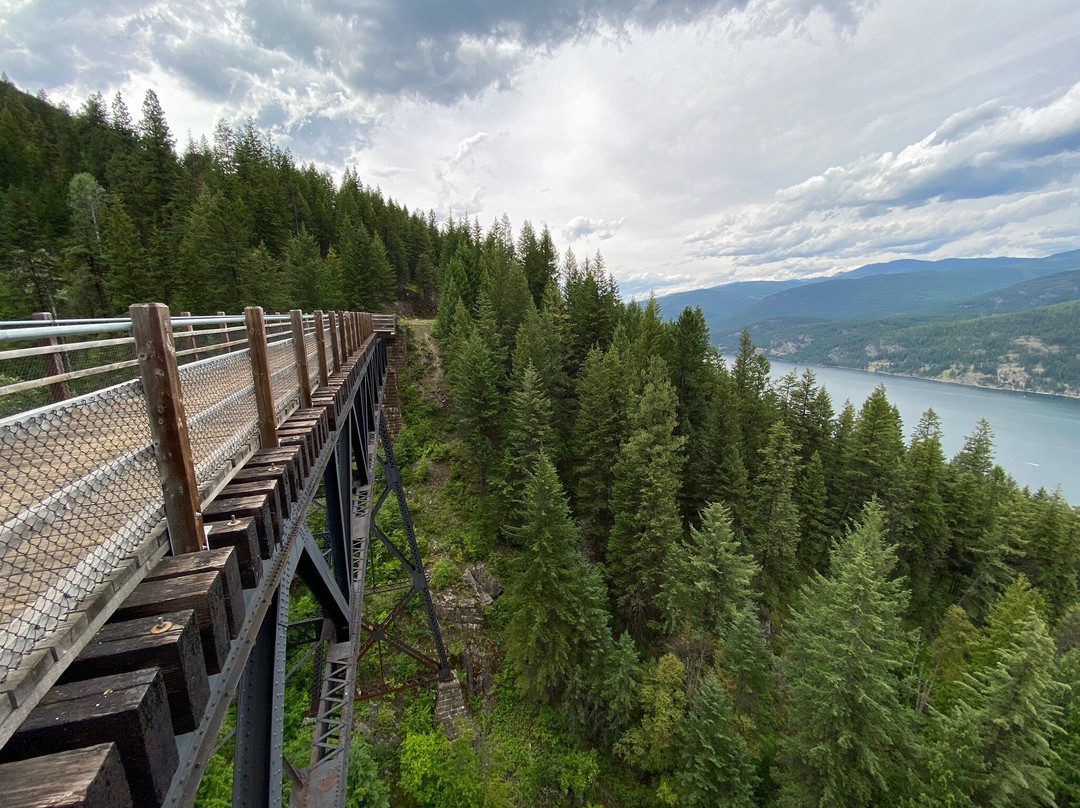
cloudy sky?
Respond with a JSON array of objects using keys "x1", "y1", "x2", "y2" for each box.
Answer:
[{"x1": 2, "y1": 0, "x2": 1079, "y2": 298}]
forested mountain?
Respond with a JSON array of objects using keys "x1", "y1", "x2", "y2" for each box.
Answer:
[
  {"x1": 0, "y1": 76, "x2": 561, "y2": 320},
  {"x1": 657, "y1": 251, "x2": 1080, "y2": 340},
  {"x1": 733, "y1": 298, "x2": 1080, "y2": 396},
  {"x1": 654, "y1": 252, "x2": 1080, "y2": 395}
]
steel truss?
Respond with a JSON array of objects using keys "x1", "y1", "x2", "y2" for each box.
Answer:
[{"x1": 158, "y1": 336, "x2": 447, "y2": 808}]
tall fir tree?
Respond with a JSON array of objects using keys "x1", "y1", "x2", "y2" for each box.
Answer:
[
  {"x1": 503, "y1": 454, "x2": 611, "y2": 705},
  {"x1": 675, "y1": 673, "x2": 759, "y2": 808},
  {"x1": 573, "y1": 344, "x2": 631, "y2": 560},
  {"x1": 748, "y1": 421, "x2": 803, "y2": 613},
  {"x1": 607, "y1": 357, "x2": 686, "y2": 641},
  {"x1": 778, "y1": 501, "x2": 918, "y2": 807},
  {"x1": 497, "y1": 363, "x2": 556, "y2": 535}
]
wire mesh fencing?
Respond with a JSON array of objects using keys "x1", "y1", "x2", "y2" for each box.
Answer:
[{"x1": 0, "y1": 308, "x2": 354, "y2": 692}]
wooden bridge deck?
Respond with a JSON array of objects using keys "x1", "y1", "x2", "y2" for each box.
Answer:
[{"x1": 0, "y1": 309, "x2": 398, "y2": 808}]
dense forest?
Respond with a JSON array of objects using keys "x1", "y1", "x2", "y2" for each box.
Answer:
[
  {"x1": 0, "y1": 75, "x2": 526, "y2": 319},
  {"x1": 402, "y1": 252, "x2": 1080, "y2": 805},
  {"x1": 4, "y1": 79, "x2": 1080, "y2": 807}
]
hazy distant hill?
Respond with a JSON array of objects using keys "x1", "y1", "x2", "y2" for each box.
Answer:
[
  {"x1": 649, "y1": 279, "x2": 809, "y2": 322},
  {"x1": 655, "y1": 251, "x2": 1080, "y2": 342},
  {"x1": 737, "y1": 299, "x2": 1080, "y2": 397},
  {"x1": 655, "y1": 250, "x2": 1080, "y2": 396}
]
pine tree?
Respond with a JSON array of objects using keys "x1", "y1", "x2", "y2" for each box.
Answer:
[
  {"x1": 447, "y1": 319, "x2": 501, "y2": 486},
  {"x1": 659, "y1": 502, "x2": 758, "y2": 637},
  {"x1": 836, "y1": 385, "x2": 905, "y2": 523},
  {"x1": 778, "y1": 501, "x2": 917, "y2": 807},
  {"x1": 749, "y1": 421, "x2": 802, "y2": 613},
  {"x1": 731, "y1": 330, "x2": 775, "y2": 481},
  {"x1": 668, "y1": 306, "x2": 713, "y2": 523},
  {"x1": 929, "y1": 604, "x2": 1062, "y2": 808},
  {"x1": 497, "y1": 363, "x2": 556, "y2": 534},
  {"x1": 607, "y1": 357, "x2": 686, "y2": 641},
  {"x1": 573, "y1": 344, "x2": 631, "y2": 560},
  {"x1": 101, "y1": 194, "x2": 149, "y2": 311},
  {"x1": 675, "y1": 674, "x2": 759, "y2": 808},
  {"x1": 796, "y1": 451, "x2": 830, "y2": 576},
  {"x1": 503, "y1": 454, "x2": 611, "y2": 705},
  {"x1": 894, "y1": 409, "x2": 951, "y2": 628}
]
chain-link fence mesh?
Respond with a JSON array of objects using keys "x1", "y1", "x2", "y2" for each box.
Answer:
[
  {"x1": 0, "y1": 378, "x2": 161, "y2": 683},
  {"x1": 0, "y1": 311, "x2": 335, "y2": 692}
]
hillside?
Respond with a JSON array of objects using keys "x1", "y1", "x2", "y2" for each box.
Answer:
[{"x1": 739, "y1": 299, "x2": 1080, "y2": 396}]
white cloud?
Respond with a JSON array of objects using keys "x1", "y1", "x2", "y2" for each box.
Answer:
[
  {"x1": 687, "y1": 81, "x2": 1080, "y2": 270},
  {"x1": 564, "y1": 216, "x2": 625, "y2": 241},
  {"x1": 1, "y1": 0, "x2": 1078, "y2": 290}
]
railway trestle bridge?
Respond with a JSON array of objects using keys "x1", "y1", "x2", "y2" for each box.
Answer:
[{"x1": 0, "y1": 304, "x2": 448, "y2": 807}]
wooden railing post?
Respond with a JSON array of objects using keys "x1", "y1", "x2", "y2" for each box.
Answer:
[
  {"x1": 216, "y1": 311, "x2": 231, "y2": 353},
  {"x1": 338, "y1": 311, "x2": 350, "y2": 358},
  {"x1": 290, "y1": 309, "x2": 313, "y2": 409},
  {"x1": 178, "y1": 311, "x2": 197, "y2": 358},
  {"x1": 131, "y1": 303, "x2": 205, "y2": 555},
  {"x1": 31, "y1": 311, "x2": 69, "y2": 403},
  {"x1": 313, "y1": 310, "x2": 329, "y2": 387},
  {"x1": 245, "y1": 306, "x2": 279, "y2": 449},
  {"x1": 328, "y1": 311, "x2": 342, "y2": 373}
]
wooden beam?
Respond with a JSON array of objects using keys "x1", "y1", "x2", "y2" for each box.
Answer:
[
  {"x1": 216, "y1": 311, "x2": 231, "y2": 353},
  {"x1": 313, "y1": 310, "x2": 330, "y2": 387},
  {"x1": 290, "y1": 309, "x2": 312, "y2": 409},
  {"x1": 177, "y1": 311, "x2": 197, "y2": 357},
  {"x1": 244, "y1": 306, "x2": 278, "y2": 449},
  {"x1": 31, "y1": 311, "x2": 69, "y2": 403},
  {"x1": 130, "y1": 303, "x2": 204, "y2": 556},
  {"x1": 328, "y1": 311, "x2": 341, "y2": 373},
  {"x1": 337, "y1": 309, "x2": 349, "y2": 359},
  {"x1": 0, "y1": 743, "x2": 133, "y2": 808}
]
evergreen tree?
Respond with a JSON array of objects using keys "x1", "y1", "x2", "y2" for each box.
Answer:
[
  {"x1": 749, "y1": 421, "x2": 803, "y2": 613},
  {"x1": 731, "y1": 330, "x2": 775, "y2": 481},
  {"x1": 617, "y1": 653, "x2": 687, "y2": 774},
  {"x1": 778, "y1": 501, "x2": 918, "y2": 807},
  {"x1": 928, "y1": 604, "x2": 979, "y2": 714},
  {"x1": 675, "y1": 674, "x2": 759, "y2": 808},
  {"x1": 668, "y1": 306, "x2": 713, "y2": 522},
  {"x1": 101, "y1": 194, "x2": 149, "y2": 311},
  {"x1": 796, "y1": 451, "x2": 830, "y2": 576},
  {"x1": 928, "y1": 603, "x2": 1062, "y2": 808},
  {"x1": 894, "y1": 409, "x2": 951, "y2": 628},
  {"x1": 497, "y1": 363, "x2": 556, "y2": 534},
  {"x1": 659, "y1": 502, "x2": 758, "y2": 638},
  {"x1": 503, "y1": 454, "x2": 611, "y2": 705},
  {"x1": 449, "y1": 298, "x2": 505, "y2": 487},
  {"x1": 607, "y1": 357, "x2": 686, "y2": 641},
  {"x1": 836, "y1": 385, "x2": 905, "y2": 523},
  {"x1": 1051, "y1": 649, "x2": 1080, "y2": 806},
  {"x1": 573, "y1": 344, "x2": 631, "y2": 560}
]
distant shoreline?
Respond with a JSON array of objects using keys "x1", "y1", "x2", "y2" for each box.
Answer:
[{"x1": 764, "y1": 357, "x2": 1080, "y2": 402}]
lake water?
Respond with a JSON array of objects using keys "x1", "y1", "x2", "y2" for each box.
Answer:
[{"x1": 768, "y1": 360, "x2": 1080, "y2": 504}]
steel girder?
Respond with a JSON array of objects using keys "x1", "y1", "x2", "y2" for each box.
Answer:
[{"x1": 158, "y1": 336, "x2": 447, "y2": 808}]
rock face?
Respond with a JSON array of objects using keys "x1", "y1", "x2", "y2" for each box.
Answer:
[
  {"x1": 434, "y1": 672, "x2": 471, "y2": 740},
  {"x1": 434, "y1": 565, "x2": 503, "y2": 630},
  {"x1": 463, "y1": 564, "x2": 503, "y2": 606}
]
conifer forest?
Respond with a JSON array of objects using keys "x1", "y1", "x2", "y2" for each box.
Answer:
[{"x1": 3, "y1": 79, "x2": 1080, "y2": 807}]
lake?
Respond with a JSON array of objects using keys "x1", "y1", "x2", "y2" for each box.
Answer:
[{"x1": 767, "y1": 360, "x2": 1080, "y2": 504}]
